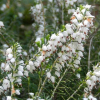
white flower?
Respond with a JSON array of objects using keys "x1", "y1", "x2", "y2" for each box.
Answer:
[
  {"x1": 17, "y1": 49, "x2": 22, "y2": 53},
  {"x1": 5, "y1": 64, "x2": 11, "y2": 71},
  {"x1": 86, "y1": 80, "x2": 91, "y2": 86},
  {"x1": 16, "y1": 78, "x2": 22, "y2": 83},
  {"x1": 10, "y1": 58, "x2": 15, "y2": 63},
  {"x1": 34, "y1": 61, "x2": 40, "y2": 67},
  {"x1": 55, "y1": 71, "x2": 60, "y2": 78},
  {"x1": 29, "y1": 92, "x2": 34, "y2": 97},
  {"x1": 36, "y1": 4, "x2": 42, "y2": 10},
  {"x1": 81, "y1": 9, "x2": 86, "y2": 14},
  {"x1": 59, "y1": 32, "x2": 63, "y2": 38},
  {"x1": 94, "y1": 72, "x2": 100, "y2": 77},
  {"x1": 88, "y1": 95, "x2": 94, "y2": 100},
  {"x1": 24, "y1": 71, "x2": 28, "y2": 77},
  {"x1": 23, "y1": 51, "x2": 27, "y2": 56},
  {"x1": 15, "y1": 89, "x2": 20, "y2": 95},
  {"x1": 39, "y1": 25, "x2": 44, "y2": 31},
  {"x1": 83, "y1": 98, "x2": 88, "y2": 100},
  {"x1": 29, "y1": 61, "x2": 34, "y2": 66},
  {"x1": 62, "y1": 55, "x2": 67, "y2": 61},
  {"x1": 7, "y1": 54, "x2": 13, "y2": 60},
  {"x1": 7, "y1": 74, "x2": 12, "y2": 79},
  {"x1": 1, "y1": 63, "x2": 5, "y2": 70},
  {"x1": 72, "y1": 33, "x2": 76, "y2": 39},
  {"x1": 55, "y1": 63, "x2": 62, "y2": 71},
  {"x1": 71, "y1": 19, "x2": 78, "y2": 25},
  {"x1": 47, "y1": 72, "x2": 51, "y2": 79},
  {"x1": 3, "y1": 44, "x2": 8, "y2": 48},
  {"x1": 92, "y1": 98, "x2": 97, "y2": 100},
  {"x1": 37, "y1": 56, "x2": 44, "y2": 62},
  {"x1": 84, "y1": 4, "x2": 91, "y2": 9},
  {"x1": 84, "y1": 20, "x2": 90, "y2": 27},
  {"x1": 19, "y1": 60, "x2": 24, "y2": 65},
  {"x1": 17, "y1": 44, "x2": 22, "y2": 50},
  {"x1": 63, "y1": 31, "x2": 68, "y2": 37},
  {"x1": 58, "y1": 52, "x2": 62, "y2": 57},
  {"x1": 68, "y1": 9, "x2": 72, "y2": 14},
  {"x1": 18, "y1": 12, "x2": 23, "y2": 18},
  {"x1": 18, "y1": 66, "x2": 24, "y2": 72},
  {"x1": 3, "y1": 79, "x2": 10, "y2": 90},
  {"x1": 6, "y1": 96, "x2": 11, "y2": 100},
  {"x1": 35, "y1": 37, "x2": 41, "y2": 43},
  {"x1": 47, "y1": 45, "x2": 51, "y2": 51},
  {"x1": 76, "y1": 73, "x2": 80, "y2": 79},
  {"x1": 26, "y1": 65, "x2": 30, "y2": 71},
  {"x1": 27, "y1": 98, "x2": 33, "y2": 100},
  {"x1": 74, "y1": 64, "x2": 79, "y2": 68},
  {"x1": 0, "y1": 4, "x2": 6, "y2": 11},
  {"x1": 18, "y1": 71, "x2": 23, "y2": 76},
  {"x1": 6, "y1": 48, "x2": 12, "y2": 55},
  {"x1": 3, "y1": 85, "x2": 8, "y2": 90},
  {"x1": 50, "y1": 76, "x2": 55, "y2": 83},
  {"x1": 32, "y1": 65, "x2": 36, "y2": 71},
  {"x1": 98, "y1": 51, "x2": 100, "y2": 56},
  {"x1": 78, "y1": 51, "x2": 83, "y2": 57},
  {"x1": 75, "y1": 14, "x2": 83, "y2": 20},
  {"x1": 68, "y1": 9, "x2": 75, "y2": 14},
  {"x1": 51, "y1": 34, "x2": 57, "y2": 40},
  {"x1": 74, "y1": 60, "x2": 80, "y2": 65},
  {"x1": 0, "y1": 21, "x2": 4, "y2": 28},
  {"x1": 66, "y1": 47, "x2": 69, "y2": 52},
  {"x1": 91, "y1": 76, "x2": 97, "y2": 82},
  {"x1": 86, "y1": 71, "x2": 91, "y2": 77}
]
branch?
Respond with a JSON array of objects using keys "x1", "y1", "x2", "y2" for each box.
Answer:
[
  {"x1": 88, "y1": 36, "x2": 94, "y2": 71},
  {"x1": 51, "y1": 68, "x2": 68, "y2": 99},
  {"x1": 67, "y1": 83, "x2": 83, "y2": 100},
  {"x1": 38, "y1": 57, "x2": 59, "y2": 97}
]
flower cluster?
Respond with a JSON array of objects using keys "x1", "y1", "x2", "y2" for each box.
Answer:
[
  {"x1": 83, "y1": 95, "x2": 97, "y2": 100},
  {"x1": 83, "y1": 63, "x2": 100, "y2": 100},
  {"x1": 0, "y1": 2, "x2": 96, "y2": 100},
  {"x1": 31, "y1": 4, "x2": 44, "y2": 24},
  {"x1": 0, "y1": 43, "x2": 28, "y2": 97},
  {"x1": 28, "y1": 5, "x2": 94, "y2": 84},
  {"x1": 31, "y1": 0, "x2": 84, "y2": 45},
  {"x1": 31, "y1": 4, "x2": 46, "y2": 42},
  {"x1": 57, "y1": 0, "x2": 80, "y2": 14}
]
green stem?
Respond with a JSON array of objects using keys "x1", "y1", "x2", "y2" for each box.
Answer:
[
  {"x1": 67, "y1": 83, "x2": 83, "y2": 100},
  {"x1": 38, "y1": 68, "x2": 43, "y2": 92},
  {"x1": 38, "y1": 57, "x2": 58, "y2": 97},
  {"x1": 38, "y1": 76, "x2": 47, "y2": 97},
  {"x1": 51, "y1": 68, "x2": 68, "y2": 99},
  {"x1": 28, "y1": 77, "x2": 30, "y2": 94}
]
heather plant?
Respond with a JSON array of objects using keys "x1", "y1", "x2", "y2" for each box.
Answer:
[{"x1": 0, "y1": 0, "x2": 100, "y2": 100}]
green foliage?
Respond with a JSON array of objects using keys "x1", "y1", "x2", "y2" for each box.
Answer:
[{"x1": 0, "y1": 0, "x2": 100, "y2": 100}]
